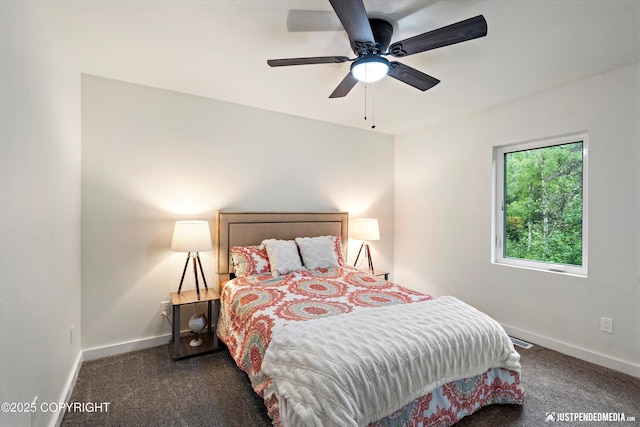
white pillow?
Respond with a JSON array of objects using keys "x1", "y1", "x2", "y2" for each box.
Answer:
[
  {"x1": 261, "y1": 239, "x2": 303, "y2": 276},
  {"x1": 295, "y1": 235, "x2": 340, "y2": 270}
]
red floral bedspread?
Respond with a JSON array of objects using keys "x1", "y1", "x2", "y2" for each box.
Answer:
[{"x1": 217, "y1": 266, "x2": 524, "y2": 426}]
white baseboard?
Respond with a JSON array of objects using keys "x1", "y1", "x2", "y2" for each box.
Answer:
[
  {"x1": 51, "y1": 335, "x2": 171, "y2": 426},
  {"x1": 51, "y1": 351, "x2": 83, "y2": 427},
  {"x1": 83, "y1": 334, "x2": 171, "y2": 361},
  {"x1": 502, "y1": 324, "x2": 640, "y2": 378}
]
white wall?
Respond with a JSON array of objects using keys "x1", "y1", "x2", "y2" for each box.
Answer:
[
  {"x1": 0, "y1": 2, "x2": 82, "y2": 426},
  {"x1": 394, "y1": 64, "x2": 640, "y2": 375},
  {"x1": 81, "y1": 75, "x2": 395, "y2": 350}
]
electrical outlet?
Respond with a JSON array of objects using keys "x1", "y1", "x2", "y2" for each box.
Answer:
[
  {"x1": 600, "y1": 316, "x2": 613, "y2": 334},
  {"x1": 161, "y1": 301, "x2": 170, "y2": 317}
]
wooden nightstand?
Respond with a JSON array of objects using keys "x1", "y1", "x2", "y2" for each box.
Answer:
[
  {"x1": 360, "y1": 269, "x2": 390, "y2": 280},
  {"x1": 169, "y1": 288, "x2": 220, "y2": 360},
  {"x1": 373, "y1": 270, "x2": 390, "y2": 280}
]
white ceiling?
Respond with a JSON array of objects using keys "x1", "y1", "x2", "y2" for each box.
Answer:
[{"x1": 51, "y1": 0, "x2": 640, "y2": 135}]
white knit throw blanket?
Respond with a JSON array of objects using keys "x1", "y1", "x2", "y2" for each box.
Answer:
[{"x1": 262, "y1": 296, "x2": 521, "y2": 427}]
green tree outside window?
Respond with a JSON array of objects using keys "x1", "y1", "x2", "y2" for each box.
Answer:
[{"x1": 503, "y1": 142, "x2": 583, "y2": 266}]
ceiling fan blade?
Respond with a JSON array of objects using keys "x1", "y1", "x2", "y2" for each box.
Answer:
[
  {"x1": 388, "y1": 15, "x2": 487, "y2": 57},
  {"x1": 329, "y1": 73, "x2": 359, "y2": 98},
  {"x1": 267, "y1": 56, "x2": 350, "y2": 67},
  {"x1": 387, "y1": 62, "x2": 440, "y2": 91},
  {"x1": 328, "y1": 0, "x2": 375, "y2": 54}
]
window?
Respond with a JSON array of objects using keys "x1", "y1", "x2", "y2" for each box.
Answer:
[{"x1": 493, "y1": 133, "x2": 588, "y2": 276}]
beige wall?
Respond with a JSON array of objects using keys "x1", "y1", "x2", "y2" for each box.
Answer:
[
  {"x1": 0, "y1": 2, "x2": 82, "y2": 426},
  {"x1": 81, "y1": 75, "x2": 395, "y2": 350},
  {"x1": 394, "y1": 64, "x2": 640, "y2": 376}
]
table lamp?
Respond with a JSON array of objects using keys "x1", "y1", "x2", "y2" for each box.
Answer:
[
  {"x1": 171, "y1": 220, "x2": 212, "y2": 300},
  {"x1": 352, "y1": 218, "x2": 380, "y2": 274}
]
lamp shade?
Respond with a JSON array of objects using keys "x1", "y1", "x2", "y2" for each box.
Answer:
[
  {"x1": 351, "y1": 55, "x2": 390, "y2": 83},
  {"x1": 171, "y1": 220, "x2": 212, "y2": 252},
  {"x1": 352, "y1": 218, "x2": 380, "y2": 241}
]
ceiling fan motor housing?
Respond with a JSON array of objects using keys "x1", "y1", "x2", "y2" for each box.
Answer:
[
  {"x1": 370, "y1": 18, "x2": 394, "y2": 53},
  {"x1": 352, "y1": 18, "x2": 393, "y2": 55}
]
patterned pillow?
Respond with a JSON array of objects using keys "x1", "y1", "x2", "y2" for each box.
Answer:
[
  {"x1": 295, "y1": 235, "x2": 340, "y2": 269},
  {"x1": 332, "y1": 235, "x2": 346, "y2": 266},
  {"x1": 261, "y1": 239, "x2": 303, "y2": 276},
  {"x1": 230, "y1": 245, "x2": 271, "y2": 278}
]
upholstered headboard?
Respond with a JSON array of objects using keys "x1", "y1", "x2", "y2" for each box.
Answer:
[{"x1": 215, "y1": 211, "x2": 349, "y2": 284}]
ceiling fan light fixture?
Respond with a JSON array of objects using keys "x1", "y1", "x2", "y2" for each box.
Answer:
[{"x1": 351, "y1": 55, "x2": 390, "y2": 83}]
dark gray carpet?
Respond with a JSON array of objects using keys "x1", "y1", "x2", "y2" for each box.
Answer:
[
  {"x1": 62, "y1": 344, "x2": 640, "y2": 426},
  {"x1": 62, "y1": 346, "x2": 271, "y2": 427}
]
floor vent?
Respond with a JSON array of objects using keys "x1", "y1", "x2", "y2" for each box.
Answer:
[{"x1": 509, "y1": 336, "x2": 534, "y2": 349}]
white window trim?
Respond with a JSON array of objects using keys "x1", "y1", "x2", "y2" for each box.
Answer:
[{"x1": 492, "y1": 132, "x2": 588, "y2": 277}]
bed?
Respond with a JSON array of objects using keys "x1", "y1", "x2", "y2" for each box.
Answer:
[{"x1": 215, "y1": 212, "x2": 524, "y2": 427}]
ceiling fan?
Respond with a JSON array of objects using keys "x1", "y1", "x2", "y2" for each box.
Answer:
[{"x1": 267, "y1": 0, "x2": 488, "y2": 98}]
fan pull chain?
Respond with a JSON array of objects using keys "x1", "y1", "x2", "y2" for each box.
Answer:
[
  {"x1": 371, "y1": 82, "x2": 376, "y2": 129},
  {"x1": 364, "y1": 82, "x2": 367, "y2": 121},
  {"x1": 364, "y1": 83, "x2": 376, "y2": 129},
  {"x1": 362, "y1": 82, "x2": 377, "y2": 129}
]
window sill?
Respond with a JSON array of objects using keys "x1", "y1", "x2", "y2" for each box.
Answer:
[{"x1": 491, "y1": 261, "x2": 587, "y2": 278}]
